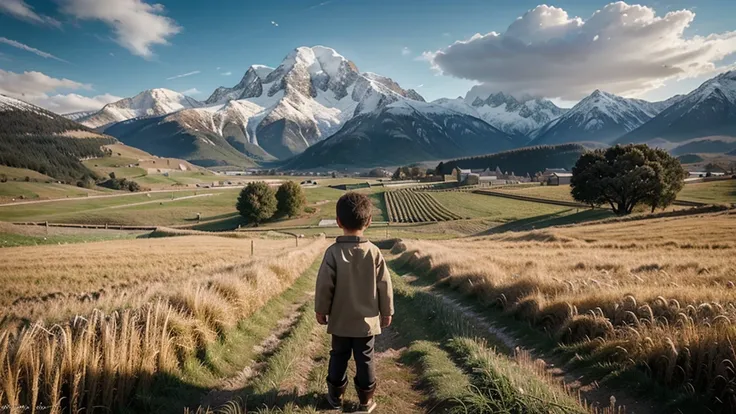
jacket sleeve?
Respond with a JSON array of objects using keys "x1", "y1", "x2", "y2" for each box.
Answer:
[
  {"x1": 376, "y1": 251, "x2": 395, "y2": 317},
  {"x1": 315, "y1": 249, "x2": 336, "y2": 315}
]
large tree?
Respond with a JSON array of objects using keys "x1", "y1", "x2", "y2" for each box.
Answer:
[
  {"x1": 276, "y1": 181, "x2": 307, "y2": 217},
  {"x1": 236, "y1": 182, "x2": 278, "y2": 224},
  {"x1": 571, "y1": 144, "x2": 687, "y2": 215}
]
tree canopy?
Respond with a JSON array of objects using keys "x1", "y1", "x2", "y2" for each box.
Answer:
[
  {"x1": 236, "y1": 182, "x2": 278, "y2": 224},
  {"x1": 571, "y1": 144, "x2": 687, "y2": 215},
  {"x1": 276, "y1": 181, "x2": 307, "y2": 217}
]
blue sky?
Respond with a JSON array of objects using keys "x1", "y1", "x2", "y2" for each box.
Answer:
[{"x1": 1, "y1": 0, "x2": 735, "y2": 113}]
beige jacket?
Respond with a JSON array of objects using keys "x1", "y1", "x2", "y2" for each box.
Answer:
[{"x1": 315, "y1": 236, "x2": 394, "y2": 338}]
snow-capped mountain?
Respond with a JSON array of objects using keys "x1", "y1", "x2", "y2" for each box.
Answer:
[
  {"x1": 284, "y1": 99, "x2": 515, "y2": 169},
  {"x1": 63, "y1": 110, "x2": 96, "y2": 122},
  {"x1": 528, "y1": 90, "x2": 671, "y2": 146},
  {"x1": 618, "y1": 70, "x2": 736, "y2": 145},
  {"x1": 105, "y1": 46, "x2": 426, "y2": 162},
  {"x1": 0, "y1": 94, "x2": 106, "y2": 138},
  {"x1": 77, "y1": 88, "x2": 202, "y2": 129},
  {"x1": 434, "y1": 91, "x2": 566, "y2": 137}
]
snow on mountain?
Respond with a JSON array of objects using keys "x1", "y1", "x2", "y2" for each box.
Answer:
[
  {"x1": 0, "y1": 94, "x2": 46, "y2": 114},
  {"x1": 0, "y1": 94, "x2": 110, "y2": 138},
  {"x1": 63, "y1": 110, "x2": 96, "y2": 121},
  {"x1": 528, "y1": 90, "x2": 663, "y2": 146},
  {"x1": 78, "y1": 88, "x2": 202, "y2": 129},
  {"x1": 618, "y1": 70, "x2": 736, "y2": 145},
  {"x1": 109, "y1": 46, "x2": 427, "y2": 161},
  {"x1": 285, "y1": 98, "x2": 515, "y2": 169},
  {"x1": 433, "y1": 90, "x2": 564, "y2": 137}
]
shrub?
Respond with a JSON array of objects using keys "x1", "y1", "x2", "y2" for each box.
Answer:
[
  {"x1": 276, "y1": 181, "x2": 307, "y2": 217},
  {"x1": 236, "y1": 182, "x2": 277, "y2": 224}
]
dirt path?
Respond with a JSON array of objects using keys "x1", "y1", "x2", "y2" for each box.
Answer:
[
  {"x1": 199, "y1": 302, "x2": 307, "y2": 410},
  {"x1": 401, "y1": 273, "x2": 656, "y2": 414}
]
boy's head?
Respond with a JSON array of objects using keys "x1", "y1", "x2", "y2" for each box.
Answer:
[{"x1": 336, "y1": 192, "x2": 373, "y2": 232}]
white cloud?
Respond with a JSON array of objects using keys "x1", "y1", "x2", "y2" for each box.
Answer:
[
  {"x1": 221, "y1": 71, "x2": 232, "y2": 76},
  {"x1": 109, "y1": 52, "x2": 114, "y2": 57},
  {"x1": 401, "y1": 46, "x2": 411, "y2": 56},
  {"x1": 271, "y1": 20, "x2": 279, "y2": 27},
  {"x1": 36, "y1": 93, "x2": 122, "y2": 114},
  {"x1": 0, "y1": 37, "x2": 68, "y2": 62},
  {"x1": 0, "y1": 0, "x2": 61, "y2": 27},
  {"x1": 58, "y1": 0, "x2": 181, "y2": 59},
  {"x1": 216, "y1": 66, "x2": 221, "y2": 70},
  {"x1": 180, "y1": 88, "x2": 201, "y2": 96},
  {"x1": 426, "y1": 2, "x2": 736, "y2": 100},
  {"x1": 416, "y1": 84, "x2": 424, "y2": 88},
  {"x1": 0, "y1": 69, "x2": 120, "y2": 114},
  {"x1": 166, "y1": 70, "x2": 200, "y2": 80}
]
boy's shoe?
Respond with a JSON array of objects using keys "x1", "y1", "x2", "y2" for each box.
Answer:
[
  {"x1": 326, "y1": 377, "x2": 348, "y2": 409},
  {"x1": 354, "y1": 381, "x2": 377, "y2": 413}
]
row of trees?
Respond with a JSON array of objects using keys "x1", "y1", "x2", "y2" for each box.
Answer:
[
  {"x1": 571, "y1": 144, "x2": 688, "y2": 215},
  {"x1": 236, "y1": 181, "x2": 307, "y2": 224}
]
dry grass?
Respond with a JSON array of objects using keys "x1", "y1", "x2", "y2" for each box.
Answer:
[
  {"x1": 0, "y1": 235, "x2": 307, "y2": 329},
  {"x1": 393, "y1": 209, "x2": 736, "y2": 409},
  {"x1": 0, "y1": 234, "x2": 327, "y2": 412}
]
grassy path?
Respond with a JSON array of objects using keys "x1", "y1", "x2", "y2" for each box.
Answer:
[{"x1": 191, "y1": 250, "x2": 598, "y2": 413}]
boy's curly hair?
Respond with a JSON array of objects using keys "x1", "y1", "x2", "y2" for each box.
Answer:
[{"x1": 336, "y1": 192, "x2": 373, "y2": 231}]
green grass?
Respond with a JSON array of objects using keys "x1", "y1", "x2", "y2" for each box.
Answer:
[
  {"x1": 494, "y1": 184, "x2": 576, "y2": 202},
  {"x1": 400, "y1": 341, "x2": 473, "y2": 409},
  {"x1": 0, "y1": 181, "x2": 111, "y2": 202},
  {"x1": 0, "y1": 190, "x2": 210, "y2": 223},
  {"x1": 678, "y1": 179, "x2": 736, "y2": 204},
  {"x1": 431, "y1": 192, "x2": 569, "y2": 221},
  {"x1": 0, "y1": 165, "x2": 52, "y2": 180},
  {"x1": 0, "y1": 230, "x2": 141, "y2": 247}
]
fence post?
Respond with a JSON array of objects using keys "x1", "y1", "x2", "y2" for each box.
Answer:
[
  {"x1": 45, "y1": 221, "x2": 49, "y2": 235},
  {"x1": 295, "y1": 234, "x2": 299, "y2": 247},
  {"x1": 251, "y1": 240, "x2": 254, "y2": 257}
]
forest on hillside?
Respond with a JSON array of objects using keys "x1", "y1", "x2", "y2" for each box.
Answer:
[
  {"x1": 0, "y1": 108, "x2": 94, "y2": 136},
  {"x1": 0, "y1": 135, "x2": 115, "y2": 182},
  {"x1": 436, "y1": 144, "x2": 586, "y2": 176}
]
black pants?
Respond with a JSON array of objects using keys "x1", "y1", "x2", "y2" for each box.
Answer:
[{"x1": 328, "y1": 335, "x2": 376, "y2": 389}]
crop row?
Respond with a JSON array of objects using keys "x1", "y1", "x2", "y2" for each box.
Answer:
[{"x1": 385, "y1": 189, "x2": 464, "y2": 223}]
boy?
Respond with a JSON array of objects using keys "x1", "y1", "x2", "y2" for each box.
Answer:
[{"x1": 315, "y1": 192, "x2": 394, "y2": 413}]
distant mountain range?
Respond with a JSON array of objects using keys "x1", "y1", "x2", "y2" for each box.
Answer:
[{"x1": 2, "y1": 45, "x2": 730, "y2": 170}]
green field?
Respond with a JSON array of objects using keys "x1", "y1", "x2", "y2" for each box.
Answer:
[
  {"x1": 495, "y1": 180, "x2": 736, "y2": 206},
  {"x1": 0, "y1": 190, "x2": 212, "y2": 224},
  {"x1": 495, "y1": 184, "x2": 576, "y2": 202},
  {"x1": 431, "y1": 191, "x2": 569, "y2": 221},
  {"x1": 678, "y1": 179, "x2": 736, "y2": 204},
  {"x1": 0, "y1": 165, "x2": 53, "y2": 181},
  {"x1": 0, "y1": 229, "x2": 141, "y2": 247},
  {"x1": 0, "y1": 181, "x2": 112, "y2": 202}
]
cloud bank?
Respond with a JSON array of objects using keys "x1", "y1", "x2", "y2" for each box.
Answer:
[
  {"x1": 59, "y1": 0, "x2": 181, "y2": 59},
  {"x1": 425, "y1": 2, "x2": 736, "y2": 99},
  {"x1": 0, "y1": 69, "x2": 121, "y2": 114}
]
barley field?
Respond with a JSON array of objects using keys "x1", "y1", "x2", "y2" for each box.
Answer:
[
  {"x1": 0, "y1": 234, "x2": 328, "y2": 413},
  {"x1": 393, "y1": 209, "x2": 736, "y2": 410}
]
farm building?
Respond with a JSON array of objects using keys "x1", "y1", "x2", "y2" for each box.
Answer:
[
  {"x1": 540, "y1": 168, "x2": 568, "y2": 181},
  {"x1": 548, "y1": 172, "x2": 573, "y2": 186},
  {"x1": 453, "y1": 168, "x2": 473, "y2": 183}
]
